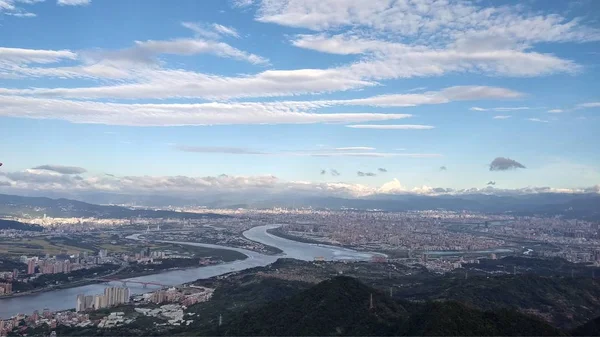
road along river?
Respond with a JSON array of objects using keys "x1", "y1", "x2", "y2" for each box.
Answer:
[{"x1": 0, "y1": 224, "x2": 379, "y2": 318}]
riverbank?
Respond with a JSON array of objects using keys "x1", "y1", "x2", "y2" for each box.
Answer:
[
  {"x1": 266, "y1": 227, "x2": 366, "y2": 253},
  {"x1": 266, "y1": 227, "x2": 324, "y2": 245},
  {"x1": 266, "y1": 227, "x2": 514, "y2": 259},
  {"x1": 0, "y1": 257, "x2": 249, "y2": 300},
  {"x1": 0, "y1": 275, "x2": 111, "y2": 299},
  {"x1": 1, "y1": 225, "x2": 379, "y2": 318}
]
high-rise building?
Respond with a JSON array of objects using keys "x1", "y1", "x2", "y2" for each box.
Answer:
[
  {"x1": 92, "y1": 287, "x2": 130, "y2": 309},
  {"x1": 104, "y1": 287, "x2": 114, "y2": 306},
  {"x1": 85, "y1": 295, "x2": 94, "y2": 309},
  {"x1": 0, "y1": 283, "x2": 12, "y2": 294},
  {"x1": 76, "y1": 294, "x2": 86, "y2": 312},
  {"x1": 151, "y1": 290, "x2": 167, "y2": 304},
  {"x1": 93, "y1": 295, "x2": 105, "y2": 310},
  {"x1": 27, "y1": 260, "x2": 36, "y2": 275},
  {"x1": 593, "y1": 250, "x2": 600, "y2": 262}
]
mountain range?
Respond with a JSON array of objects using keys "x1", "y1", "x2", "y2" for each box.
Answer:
[
  {"x1": 2, "y1": 191, "x2": 600, "y2": 220},
  {"x1": 0, "y1": 193, "x2": 226, "y2": 219}
]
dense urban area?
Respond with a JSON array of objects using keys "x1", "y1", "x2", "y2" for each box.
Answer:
[{"x1": 1, "y1": 197, "x2": 600, "y2": 336}]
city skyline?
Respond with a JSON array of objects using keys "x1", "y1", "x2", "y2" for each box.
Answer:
[{"x1": 1, "y1": 0, "x2": 599, "y2": 199}]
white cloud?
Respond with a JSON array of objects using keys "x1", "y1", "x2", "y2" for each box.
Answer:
[
  {"x1": 305, "y1": 152, "x2": 440, "y2": 158},
  {"x1": 271, "y1": 1, "x2": 596, "y2": 79},
  {"x1": 57, "y1": 0, "x2": 90, "y2": 6},
  {"x1": 1, "y1": 79, "x2": 520, "y2": 104},
  {"x1": 5, "y1": 11, "x2": 35, "y2": 17},
  {"x1": 334, "y1": 147, "x2": 375, "y2": 151},
  {"x1": 547, "y1": 109, "x2": 564, "y2": 113},
  {"x1": 182, "y1": 22, "x2": 241, "y2": 40},
  {"x1": 292, "y1": 33, "x2": 579, "y2": 78},
  {"x1": 527, "y1": 118, "x2": 549, "y2": 123},
  {"x1": 231, "y1": 0, "x2": 254, "y2": 8},
  {"x1": 0, "y1": 95, "x2": 414, "y2": 126},
  {"x1": 0, "y1": 67, "x2": 373, "y2": 99},
  {"x1": 576, "y1": 102, "x2": 600, "y2": 109},
  {"x1": 335, "y1": 86, "x2": 522, "y2": 107},
  {"x1": 0, "y1": 47, "x2": 77, "y2": 64},
  {"x1": 0, "y1": 0, "x2": 40, "y2": 17},
  {"x1": 181, "y1": 22, "x2": 222, "y2": 40},
  {"x1": 346, "y1": 124, "x2": 434, "y2": 130},
  {"x1": 493, "y1": 115, "x2": 511, "y2": 119},
  {"x1": 175, "y1": 145, "x2": 436, "y2": 158},
  {"x1": 212, "y1": 24, "x2": 240, "y2": 38},
  {"x1": 471, "y1": 106, "x2": 531, "y2": 112},
  {"x1": 2, "y1": 169, "x2": 596, "y2": 199},
  {"x1": 129, "y1": 38, "x2": 268, "y2": 65},
  {"x1": 254, "y1": 0, "x2": 600, "y2": 44}
]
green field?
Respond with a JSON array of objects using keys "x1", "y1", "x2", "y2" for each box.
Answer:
[{"x1": 0, "y1": 238, "x2": 94, "y2": 256}]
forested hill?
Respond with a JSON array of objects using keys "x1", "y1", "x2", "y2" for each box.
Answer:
[
  {"x1": 0, "y1": 193, "x2": 227, "y2": 219},
  {"x1": 572, "y1": 316, "x2": 600, "y2": 336},
  {"x1": 0, "y1": 219, "x2": 43, "y2": 231},
  {"x1": 215, "y1": 276, "x2": 564, "y2": 336}
]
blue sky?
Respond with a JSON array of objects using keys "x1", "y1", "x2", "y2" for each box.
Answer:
[{"x1": 0, "y1": 0, "x2": 599, "y2": 198}]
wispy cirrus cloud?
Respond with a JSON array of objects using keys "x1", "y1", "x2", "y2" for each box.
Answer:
[
  {"x1": 576, "y1": 102, "x2": 600, "y2": 109},
  {"x1": 527, "y1": 118, "x2": 549, "y2": 123},
  {"x1": 471, "y1": 106, "x2": 531, "y2": 112},
  {"x1": 0, "y1": 85, "x2": 522, "y2": 126},
  {"x1": 0, "y1": 47, "x2": 77, "y2": 64},
  {"x1": 493, "y1": 115, "x2": 511, "y2": 119},
  {"x1": 97, "y1": 37, "x2": 268, "y2": 66},
  {"x1": 0, "y1": 0, "x2": 42, "y2": 17},
  {"x1": 175, "y1": 146, "x2": 267, "y2": 155},
  {"x1": 57, "y1": 0, "x2": 90, "y2": 6},
  {"x1": 182, "y1": 22, "x2": 240, "y2": 39},
  {"x1": 346, "y1": 125, "x2": 434, "y2": 130},
  {"x1": 0, "y1": 95, "x2": 414, "y2": 126},
  {"x1": 334, "y1": 147, "x2": 375, "y2": 151},
  {"x1": 173, "y1": 144, "x2": 440, "y2": 158},
  {"x1": 253, "y1": 0, "x2": 600, "y2": 44}
]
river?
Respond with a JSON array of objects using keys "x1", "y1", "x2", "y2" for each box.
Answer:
[{"x1": 0, "y1": 224, "x2": 378, "y2": 318}]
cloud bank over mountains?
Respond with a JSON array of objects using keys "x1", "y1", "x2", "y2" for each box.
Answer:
[{"x1": 1, "y1": 166, "x2": 597, "y2": 201}]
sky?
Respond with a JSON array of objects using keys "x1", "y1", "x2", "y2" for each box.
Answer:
[{"x1": 0, "y1": 0, "x2": 599, "y2": 199}]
